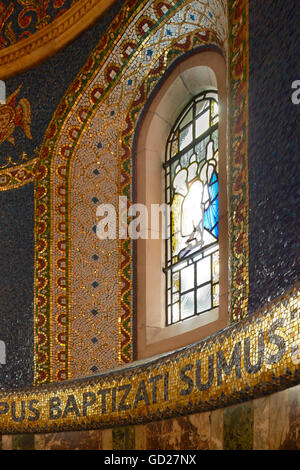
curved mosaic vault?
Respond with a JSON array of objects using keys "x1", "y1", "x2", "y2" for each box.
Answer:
[
  {"x1": 0, "y1": 0, "x2": 116, "y2": 78},
  {"x1": 0, "y1": 0, "x2": 79, "y2": 50},
  {"x1": 35, "y1": 0, "x2": 228, "y2": 384}
]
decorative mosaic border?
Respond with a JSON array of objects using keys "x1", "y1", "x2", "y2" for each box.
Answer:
[
  {"x1": 0, "y1": 0, "x2": 247, "y2": 386},
  {"x1": 0, "y1": 1, "x2": 78, "y2": 51},
  {"x1": 34, "y1": 0, "x2": 227, "y2": 384},
  {"x1": 0, "y1": 285, "x2": 299, "y2": 434},
  {"x1": 0, "y1": 157, "x2": 39, "y2": 191},
  {"x1": 34, "y1": 0, "x2": 145, "y2": 385},
  {"x1": 228, "y1": 0, "x2": 250, "y2": 322}
]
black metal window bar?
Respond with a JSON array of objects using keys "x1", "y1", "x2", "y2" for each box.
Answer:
[{"x1": 163, "y1": 90, "x2": 219, "y2": 326}]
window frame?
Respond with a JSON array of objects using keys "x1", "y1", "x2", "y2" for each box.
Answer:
[
  {"x1": 163, "y1": 89, "x2": 220, "y2": 326},
  {"x1": 135, "y1": 50, "x2": 228, "y2": 360}
]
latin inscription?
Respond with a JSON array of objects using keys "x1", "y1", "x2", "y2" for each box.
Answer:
[{"x1": 0, "y1": 318, "x2": 291, "y2": 430}]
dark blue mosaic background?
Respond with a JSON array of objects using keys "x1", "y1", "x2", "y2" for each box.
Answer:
[
  {"x1": 0, "y1": 1, "x2": 123, "y2": 388},
  {"x1": 0, "y1": 183, "x2": 34, "y2": 389},
  {"x1": 1, "y1": 0, "x2": 123, "y2": 168},
  {"x1": 248, "y1": 0, "x2": 300, "y2": 313}
]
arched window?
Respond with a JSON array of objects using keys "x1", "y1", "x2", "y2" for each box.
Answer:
[
  {"x1": 135, "y1": 51, "x2": 228, "y2": 359},
  {"x1": 164, "y1": 90, "x2": 219, "y2": 325}
]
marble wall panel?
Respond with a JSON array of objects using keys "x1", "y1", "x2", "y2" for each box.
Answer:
[
  {"x1": 34, "y1": 430, "x2": 103, "y2": 450},
  {"x1": 1, "y1": 384, "x2": 299, "y2": 449},
  {"x1": 223, "y1": 402, "x2": 253, "y2": 450}
]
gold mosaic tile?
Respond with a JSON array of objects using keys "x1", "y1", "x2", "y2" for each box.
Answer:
[{"x1": 0, "y1": 286, "x2": 298, "y2": 433}]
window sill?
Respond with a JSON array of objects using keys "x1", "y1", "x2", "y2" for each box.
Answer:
[
  {"x1": 147, "y1": 307, "x2": 219, "y2": 345},
  {"x1": 137, "y1": 301, "x2": 228, "y2": 360}
]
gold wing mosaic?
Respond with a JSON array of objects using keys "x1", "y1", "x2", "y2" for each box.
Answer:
[{"x1": 0, "y1": 84, "x2": 32, "y2": 146}]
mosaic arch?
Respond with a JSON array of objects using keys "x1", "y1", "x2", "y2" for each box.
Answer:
[{"x1": 34, "y1": 0, "x2": 250, "y2": 385}]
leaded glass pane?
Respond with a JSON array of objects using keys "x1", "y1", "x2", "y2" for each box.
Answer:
[
  {"x1": 211, "y1": 129, "x2": 218, "y2": 151},
  {"x1": 180, "y1": 264, "x2": 194, "y2": 292},
  {"x1": 197, "y1": 256, "x2": 211, "y2": 286},
  {"x1": 212, "y1": 283, "x2": 219, "y2": 308},
  {"x1": 181, "y1": 291, "x2": 195, "y2": 319},
  {"x1": 172, "y1": 271, "x2": 179, "y2": 292},
  {"x1": 212, "y1": 251, "x2": 219, "y2": 283},
  {"x1": 180, "y1": 107, "x2": 193, "y2": 129},
  {"x1": 165, "y1": 90, "x2": 219, "y2": 325},
  {"x1": 172, "y1": 302, "x2": 180, "y2": 323},
  {"x1": 211, "y1": 100, "x2": 219, "y2": 125},
  {"x1": 179, "y1": 124, "x2": 193, "y2": 150},
  {"x1": 171, "y1": 137, "x2": 178, "y2": 157},
  {"x1": 196, "y1": 99, "x2": 209, "y2": 116},
  {"x1": 195, "y1": 110, "x2": 210, "y2": 138},
  {"x1": 197, "y1": 284, "x2": 211, "y2": 313}
]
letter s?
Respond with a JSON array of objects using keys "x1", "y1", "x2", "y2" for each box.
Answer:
[
  {"x1": 28, "y1": 399, "x2": 40, "y2": 421},
  {"x1": 179, "y1": 364, "x2": 194, "y2": 396},
  {"x1": 266, "y1": 319, "x2": 286, "y2": 365},
  {"x1": 291, "y1": 80, "x2": 300, "y2": 104}
]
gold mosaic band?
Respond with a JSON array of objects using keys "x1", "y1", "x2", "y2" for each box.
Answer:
[
  {"x1": 0, "y1": 0, "x2": 117, "y2": 79},
  {"x1": 228, "y1": 0, "x2": 250, "y2": 322},
  {"x1": 0, "y1": 157, "x2": 39, "y2": 191},
  {"x1": 0, "y1": 286, "x2": 299, "y2": 434}
]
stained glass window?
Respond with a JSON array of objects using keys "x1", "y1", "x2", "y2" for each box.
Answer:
[{"x1": 164, "y1": 90, "x2": 219, "y2": 325}]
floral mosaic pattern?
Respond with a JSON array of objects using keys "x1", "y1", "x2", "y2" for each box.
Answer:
[{"x1": 0, "y1": 156, "x2": 38, "y2": 190}]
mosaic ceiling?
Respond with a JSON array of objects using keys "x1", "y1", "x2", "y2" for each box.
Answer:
[{"x1": 0, "y1": 0, "x2": 79, "y2": 49}]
